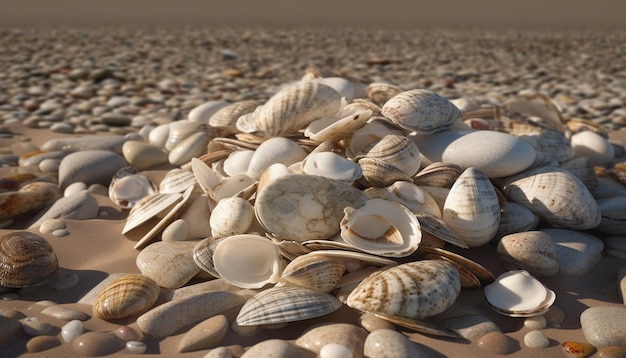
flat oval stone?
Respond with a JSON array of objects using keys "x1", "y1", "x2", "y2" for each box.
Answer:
[
  {"x1": 39, "y1": 219, "x2": 66, "y2": 234},
  {"x1": 136, "y1": 241, "x2": 200, "y2": 289},
  {"x1": 497, "y1": 231, "x2": 559, "y2": 276},
  {"x1": 524, "y1": 330, "x2": 550, "y2": 348},
  {"x1": 29, "y1": 190, "x2": 99, "y2": 228},
  {"x1": 0, "y1": 316, "x2": 22, "y2": 346},
  {"x1": 580, "y1": 306, "x2": 626, "y2": 348},
  {"x1": 41, "y1": 136, "x2": 129, "y2": 154},
  {"x1": 58, "y1": 150, "x2": 128, "y2": 190},
  {"x1": 359, "y1": 313, "x2": 395, "y2": 332},
  {"x1": 41, "y1": 305, "x2": 89, "y2": 321},
  {"x1": 178, "y1": 314, "x2": 229, "y2": 352},
  {"x1": 168, "y1": 132, "x2": 209, "y2": 166},
  {"x1": 241, "y1": 339, "x2": 306, "y2": 358},
  {"x1": 61, "y1": 320, "x2": 84, "y2": 343},
  {"x1": 364, "y1": 329, "x2": 425, "y2": 357},
  {"x1": 477, "y1": 331, "x2": 519, "y2": 355},
  {"x1": 188, "y1": 101, "x2": 229, "y2": 123},
  {"x1": 571, "y1": 131, "x2": 615, "y2": 166},
  {"x1": 561, "y1": 341, "x2": 596, "y2": 358},
  {"x1": 122, "y1": 141, "x2": 168, "y2": 170},
  {"x1": 72, "y1": 331, "x2": 125, "y2": 356},
  {"x1": 410, "y1": 129, "x2": 464, "y2": 167},
  {"x1": 26, "y1": 335, "x2": 61, "y2": 352},
  {"x1": 430, "y1": 304, "x2": 500, "y2": 341},
  {"x1": 126, "y1": 341, "x2": 147, "y2": 354},
  {"x1": 542, "y1": 228, "x2": 604, "y2": 275},
  {"x1": 22, "y1": 317, "x2": 59, "y2": 336},
  {"x1": 442, "y1": 130, "x2": 536, "y2": 178},
  {"x1": 524, "y1": 315, "x2": 547, "y2": 330}
]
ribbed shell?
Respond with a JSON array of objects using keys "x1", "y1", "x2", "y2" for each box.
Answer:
[
  {"x1": 366, "y1": 82, "x2": 405, "y2": 105},
  {"x1": 381, "y1": 89, "x2": 461, "y2": 134},
  {"x1": 208, "y1": 100, "x2": 262, "y2": 134},
  {"x1": 0, "y1": 181, "x2": 61, "y2": 220},
  {"x1": 346, "y1": 260, "x2": 460, "y2": 320},
  {"x1": 93, "y1": 274, "x2": 159, "y2": 320},
  {"x1": 0, "y1": 231, "x2": 58, "y2": 288},
  {"x1": 501, "y1": 166, "x2": 601, "y2": 230},
  {"x1": 280, "y1": 253, "x2": 345, "y2": 293},
  {"x1": 236, "y1": 286, "x2": 342, "y2": 326},
  {"x1": 443, "y1": 167, "x2": 501, "y2": 247},
  {"x1": 354, "y1": 134, "x2": 421, "y2": 178}
]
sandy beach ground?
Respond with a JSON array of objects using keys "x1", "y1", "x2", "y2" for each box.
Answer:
[{"x1": 1, "y1": 1, "x2": 626, "y2": 357}]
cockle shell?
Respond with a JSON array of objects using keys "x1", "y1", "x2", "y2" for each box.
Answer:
[
  {"x1": 381, "y1": 89, "x2": 461, "y2": 134},
  {"x1": 0, "y1": 231, "x2": 59, "y2": 288},
  {"x1": 301, "y1": 151, "x2": 362, "y2": 182},
  {"x1": 192, "y1": 237, "x2": 223, "y2": 278},
  {"x1": 484, "y1": 270, "x2": 556, "y2": 317},
  {"x1": 278, "y1": 253, "x2": 346, "y2": 293},
  {"x1": 366, "y1": 82, "x2": 405, "y2": 105},
  {"x1": 345, "y1": 120, "x2": 404, "y2": 159},
  {"x1": 354, "y1": 134, "x2": 421, "y2": 178},
  {"x1": 412, "y1": 162, "x2": 462, "y2": 188},
  {"x1": 255, "y1": 173, "x2": 368, "y2": 242},
  {"x1": 501, "y1": 166, "x2": 601, "y2": 230},
  {"x1": 236, "y1": 81, "x2": 342, "y2": 137},
  {"x1": 357, "y1": 157, "x2": 413, "y2": 188},
  {"x1": 108, "y1": 166, "x2": 157, "y2": 209},
  {"x1": 346, "y1": 260, "x2": 461, "y2": 320},
  {"x1": 340, "y1": 198, "x2": 421, "y2": 257},
  {"x1": 236, "y1": 286, "x2": 342, "y2": 326},
  {"x1": 443, "y1": 167, "x2": 501, "y2": 247},
  {"x1": 209, "y1": 197, "x2": 255, "y2": 238},
  {"x1": 0, "y1": 181, "x2": 61, "y2": 220},
  {"x1": 92, "y1": 274, "x2": 159, "y2": 320},
  {"x1": 495, "y1": 202, "x2": 539, "y2": 240},
  {"x1": 213, "y1": 234, "x2": 284, "y2": 289}
]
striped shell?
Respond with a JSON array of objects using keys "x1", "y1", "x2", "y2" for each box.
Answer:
[
  {"x1": 346, "y1": 260, "x2": 461, "y2": 320},
  {"x1": 0, "y1": 231, "x2": 59, "y2": 288},
  {"x1": 0, "y1": 181, "x2": 61, "y2": 220},
  {"x1": 93, "y1": 274, "x2": 160, "y2": 320},
  {"x1": 236, "y1": 286, "x2": 342, "y2": 326},
  {"x1": 381, "y1": 89, "x2": 461, "y2": 134},
  {"x1": 278, "y1": 253, "x2": 346, "y2": 293}
]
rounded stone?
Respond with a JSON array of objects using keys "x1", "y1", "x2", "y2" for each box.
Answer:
[
  {"x1": 561, "y1": 341, "x2": 596, "y2": 358},
  {"x1": 72, "y1": 331, "x2": 125, "y2": 356},
  {"x1": 162, "y1": 219, "x2": 189, "y2": 242},
  {"x1": 359, "y1": 313, "x2": 395, "y2": 332},
  {"x1": 544, "y1": 305, "x2": 566, "y2": 326},
  {"x1": 524, "y1": 330, "x2": 550, "y2": 348},
  {"x1": 571, "y1": 131, "x2": 615, "y2": 166},
  {"x1": 241, "y1": 339, "x2": 301, "y2": 358},
  {"x1": 597, "y1": 346, "x2": 626, "y2": 358},
  {"x1": 41, "y1": 305, "x2": 89, "y2": 321},
  {"x1": 178, "y1": 314, "x2": 229, "y2": 352},
  {"x1": 320, "y1": 343, "x2": 354, "y2": 358},
  {"x1": 122, "y1": 141, "x2": 168, "y2": 171},
  {"x1": 295, "y1": 323, "x2": 368, "y2": 356},
  {"x1": 126, "y1": 341, "x2": 147, "y2": 354},
  {"x1": 26, "y1": 335, "x2": 61, "y2": 352},
  {"x1": 581, "y1": 306, "x2": 626, "y2": 348},
  {"x1": 38, "y1": 158, "x2": 60, "y2": 172},
  {"x1": 58, "y1": 150, "x2": 128, "y2": 190},
  {"x1": 61, "y1": 320, "x2": 84, "y2": 343},
  {"x1": 543, "y1": 228, "x2": 604, "y2": 276},
  {"x1": 168, "y1": 132, "x2": 209, "y2": 166},
  {"x1": 136, "y1": 240, "x2": 200, "y2": 289},
  {"x1": 22, "y1": 317, "x2": 58, "y2": 336},
  {"x1": 441, "y1": 130, "x2": 536, "y2": 177},
  {"x1": 497, "y1": 231, "x2": 559, "y2": 276},
  {"x1": 114, "y1": 325, "x2": 143, "y2": 342},
  {"x1": 0, "y1": 316, "x2": 22, "y2": 346},
  {"x1": 364, "y1": 329, "x2": 422, "y2": 358},
  {"x1": 477, "y1": 331, "x2": 519, "y2": 355},
  {"x1": 39, "y1": 219, "x2": 66, "y2": 234},
  {"x1": 524, "y1": 315, "x2": 547, "y2": 330}
]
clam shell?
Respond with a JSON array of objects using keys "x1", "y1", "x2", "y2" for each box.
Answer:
[
  {"x1": 357, "y1": 157, "x2": 413, "y2": 188},
  {"x1": 346, "y1": 260, "x2": 461, "y2": 320},
  {"x1": 443, "y1": 167, "x2": 501, "y2": 247},
  {"x1": 484, "y1": 270, "x2": 555, "y2": 317},
  {"x1": 354, "y1": 134, "x2": 421, "y2": 178},
  {"x1": 159, "y1": 169, "x2": 197, "y2": 194},
  {"x1": 122, "y1": 192, "x2": 183, "y2": 235},
  {"x1": 236, "y1": 81, "x2": 342, "y2": 137},
  {"x1": 345, "y1": 120, "x2": 404, "y2": 159},
  {"x1": 340, "y1": 198, "x2": 422, "y2": 257},
  {"x1": 381, "y1": 89, "x2": 461, "y2": 134},
  {"x1": 255, "y1": 173, "x2": 368, "y2": 242},
  {"x1": 294, "y1": 249, "x2": 397, "y2": 271},
  {"x1": 503, "y1": 90, "x2": 566, "y2": 132},
  {"x1": 246, "y1": 137, "x2": 308, "y2": 180},
  {"x1": 208, "y1": 100, "x2": 262, "y2": 135},
  {"x1": 301, "y1": 151, "x2": 362, "y2": 183},
  {"x1": 0, "y1": 231, "x2": 59, "y2": 288},
  {"x1": 416, "y1": 246, "x2": 495, "y2": 286},
  {"x1": 412, "y1": 162, "x2": 462, "y2": 188},
  {"x1": 278, "y1": 253, "x2": 346, "y2": 293},
  {"x1": 501, "y1": 166, "x2": 601, "y2": 230},
  {"x1": 414, "y1": 213, "x2": 468, "y2": 249},
  {"x1": 108, "y1": 166, "x2": 157, "y2": 209},
  {"x1": 495, "y1": 202, "x2": 539, "y2": 240},
  {"x1": 305, "y1": 109, "x2": 371, "y2": 143},
  {"x1": 0, "y1": 181, "x2": 61, "y2": 220},
  {"x1": 93, "y1": 274, "x2": 159, "y2": 320},
  {"x1": 560, "y1": 157, "x2": 598, "y2": 190},
  {"x1": 192, "y1": 237, "x2": 224, "y2": 278},
  {"x1": 236, "y1": 286, "x2": 342, "y2": 326},
  {"x1": 213, "y1": 234, "x2": 284, "y2": 289},
  {"x1": 165, "y1": 120, "x2": 204, "y2": 151},
  {"x1": 364, "y1": 181, "x2": 441, "y2": 218},
  {"x1": 366, "y1": 82, "x2": 405, "y2": 105}
]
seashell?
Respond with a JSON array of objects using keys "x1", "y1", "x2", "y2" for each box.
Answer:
[
  {"x1": 423, "y1": 254, "x2": 481, "y2": 289},
  {"x1": 221, "y1": 150, "x2": 255, "y2": 177},
  {"x1": 0, "y1": 181, "x2": 61, "y2": 220},
  {"x1": 213, "y1": 234, "x2": 284, "y2": 289},
  {"x1": 0, "y1": 231, "x2": 59, "y2": 288},
  {"x1": 236, "y1": 286, "x2": 342, "y2": 326},
  {"x1": 212, "y1": 173, "x2": 257, "y2": 203},
  {"x1": 347, "y1": 260, "x2": 461, "y2": 320},
  {"x1": 165, "y1": 120, "x2": 203, "y2": 151},
  {"x1": 414, "y1": 213, "x2": 468, "y2": 248},
  {"x1": 494, "y1": 202, "x2": 539, "y2": 240},
  {"x1": 412, "y1": 162, "x2": 462, "y2": 188},
  {"x1": 345, "y1": 119, "x2": 404, "y2": 159},
  {"x1": 370, "y1": 312, "x2": 460, "y2": 338},
  {"x1": 301, "y1": 151, "x2": 362, "y2": 183},
  {"x1": 501, "y1": 166, "x2": 601, "y2": 230},
  {"x1": 340, "y1": 198, "x2": 421, "y2": 257},
  {"x1": 357, "y1": 157, "x2": 413, "y2": 188},
  {"x1": 381, "y1": 89, "x2": 461, "y2": 134},
  {"x1": 304, "y1": 108, "x2": 371, "y2": 143},
  {"x1": 168, "y1": 131, "x2": 210, "y2": 166},
  {"x1": 416, "y1": 246, "x2": 495, "y2": 286},
  {"x1": 209, "y1": 197, "x2": 255, "y2": 238},
  {"x1": 92, "y1": 274, "x2": 159, "y2": 320},
  {"x1": 188, "y1": 100, "x2": 230, "y2": 123},
  {"x1": 364, "y1": 181, "x2": 441, "y2": 218},
  {"x1": 191, "y1": 157, "x2": 222, "y2": 198},
  {"x1": 497, "y1": 231, "x2": 560, "y2": 277},
  {"x1": 312, "y1": 77, "x2": 355, "y2": 101},
  {"x1": 419, "y1": 186, "x2": 450, "y2": 213},
  {"x1": 570, "y1": 130, "x2": 615, "y2": 167},
  {"x1": 365, "y1": 82, "x2": 405, "y2": 105},
  {"x1": 443, "y1": 167, "x2": 501, "y2": 247},
  {"x1": 122, "y1": 192, "x2": 183, "y2": 235},
  {"x1": 354, "y1": 134, "x2": 421, "y2": 178},
  {"x1": 108, "y1": 166, "x2": 157, "y2": 209},
  {"x1": 246, "y1": 137, "x2": 308, "y2": 180},
  {"x1": 208, "y1": 100, "x2": 263, "y2": 135},
  {"x1": 484, "y1": 270, "x2": 556, "y2": 317},
  {"x1": 0, "y1": 172, "x2": 38, "y2": 190},
  {"x1": 503, "y1": 90, "x2": 566, "y2": 132},
  {"x1": 450, "y1": 97, "x2": 482, "y2": 114},
  {"x1": 278, "y1": 253, "x2": 345, "y2": 293},
  {"x1": 295, "y1": 249, "x2": 397, "y2": 272},
  {"x1": 255, "y1": 173, "x2": 368, "y2": 242},
  {"x1": 236, "y1": 81, "x2": 342, "y2": 137},
  {"x1": 159, "y1": 168, "x2": 197, "y2": 194},
  {"x1": 192, "y1": 237, "x2": 224, "y2": 278}
]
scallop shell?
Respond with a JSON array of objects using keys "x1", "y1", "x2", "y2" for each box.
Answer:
[
  {"x1": 236, "y1": 81, "x2": 342, "y2": 137},
  {"x1": 0, "y1": 231, "x2": 59, "y2": 288},
  {"x1": 484, "y1": 270, "x2": 555, "y2": 317},
  {"x1": 346, "y1": 260, "x2": 461, "y2": 320},
  {"x1": 443, "y1": 167, "x2": 501, "y2": 247},
  {"x1": 159, "y1": 168, "x2": 197, "y2": 194},
  {"x1": 354, "y1": 134, "x2": 421, "y2": 178},
  {"x1": 381, "y1": 89, "x2": 461, "y2": 134},
  {"x1": 255, "y1": 173, "x2": 368, "y2": 242},
  {"x1": 0, "y1": 181, "x2": 61, "y2": 220},
  {"x1": 213, "y1": 234, "x2": 284, "y2": 289},
  {"x1": 278, "y1": 253, "x2": 346, "y2": 293},
  {"x1": 340, "y1": 198, "x2": 421, "y2": 257},
  {"x1": 501, "y1": 166, "x2": 601, "y2": 230},
  {"x1": 108, "y1": 166, "x2": 157, "y2": 209},
  {"x1": 236, "y1": 286, "x2": 342, "y2": 326},
  {"x1": 301, "y1": 151, "x2": 362, "y2": 183},
  {"x1": 208, "y1": 100, "x2": 263, "y2": 135},
  {"x1": 93, "y1": 274, "x2": 160, "y2": 320}
]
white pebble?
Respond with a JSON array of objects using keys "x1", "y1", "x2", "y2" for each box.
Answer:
[
  {"x1": 320, "y1": 343, "x2": 353, "y2": 358},
  {"x1": 52, "y1": 229, "x2": 70, "y2": 237},
  {"x1": 62, "y1": 320, "x2": 84, "y2": 343},
  {"x1": 64, "y1": 182, "x2": 88, "y2": 197},
  {"x1": 39, "y1": 158, "x2": 60, "y2": 173},
  {"x1": 524, "y1": 315, "x2": 547, "y2": 330},
  {"x1": 571, "y1": 131, "x2": 615, "y2": 166},
  {"x1": 126, "y1": 341, "x2": 147, "y2": 354},
  {"x1": 524, "y1": 330, "x2": 550, "y2": 348}
]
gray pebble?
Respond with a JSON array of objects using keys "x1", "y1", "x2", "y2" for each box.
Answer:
[
  {"x1": 581, "y1": 306, "x2": 626, "y2": 348},
  {"x1": 57, "y1": 150, "x2": 127, "y2": 189}
]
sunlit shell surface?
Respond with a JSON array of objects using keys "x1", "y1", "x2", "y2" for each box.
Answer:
[
  {"x1": 213, "y1": 234, "x2": 284, "y2": 289},
  {"x1": 278, "y1": 253, "x2": 346, "y2": 293},
  {"x1": 364, "y1": 181, "x2": 441, "y2": 218},
  {"x1": 354, "y1": 134, "x2": 421, "y2": 178},
  {"x1": 0, "y1": 181, "x2": 61, "y2": 220},
  {"x1": 108, "y1": 166, "x2": 157, "y2": 209},
  {"x1": 347, "y1": 260, "x2": 461, "y2": 320},
  {"x1": 93, "y1": 274, "x2": 160, "y2": 320},
  {"x1": 302, "y1": 151, "x2": 362, "y2": 182},
  {"x1": 340, "y1": 198, "x2": 421, "y2": 257},
  {"x1": 484, "y1": 270, "x2": 556, "y2": 317},
  {"x1": 255, "y1": 174, "x2": 368, "y2": 242},
  {"x1": 122, "y1": 193, "x2": 183, "y2": 235},
  {"x1": 381, "y1": 89, "x2": 461, "y2": 134},
  {"x1": 236, "y1": 285, "x2": 342, "y2": 326},
  {"x1": 0, "y1": 231, "x2": 59, "y2": 288}
]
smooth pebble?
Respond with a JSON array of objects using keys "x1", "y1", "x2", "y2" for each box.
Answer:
[
  {"x1": 26, "y1": 335, "x2": 61, "y2": 352},
  {"x1": 561, "y1": 341, "x2": 596, "y2": 358},
  {"x1": 136, "y1": 240, "x2": 200, "y2": 289},
  {"x1": 597, "y1": 346, "x2": 626, "y2": 358},
  {"x1": 524, "y1": 315, "x2": 547, "y2": 330},
  {"x1": 477, "y1": 331, "x2": 519, "y2": 355},
  {"x1": 364, "y1": 329, "x2": 424, "y2": 358},
  {"x1": 320, "y1": 343, "x2": 354, "y2": 358},
  {"x1": 39, "y1": 218, "x2": 66, "y2": 234},
  {"x1": 57, "y1": 150, "x2": 128, "y2": 190},
  {"x1": 497, "y1": 231, "x2": 559, "y2": 276},
  {"x1": 359, "y1": 312, "x2": 395, "y2": 332},
  {"x1": 524, "y1": 330, "x2": 550, "y2": 348},
  {"x1": 41, "y1": 305, "x2": 89, "y2": 321},
  {"x1": 571, "y1": 131, "x2": 615, "y2": 166},
  {"x1": 580, "y1": 306, "x2": 626, "y2": 348},
  {"x1": 178, "y1": 314, "x2": 229, "y2": 352},
  {"x1": 161, "y1": 219, "x2": 189, "y2": 242},
  {"x1": 29, "y1": 190, "x2": 99, "y2": 228},
  {"x1": 22, "y1": 316, "x2": 59, "y2": 336},
  {"x1": 114, "y1": 325, "x2": 143, "y2": 342},
  {"x1": 241, "y1": 339, "x2": 309, "y2": 358},
  {"x1": 61, "y1": 320, "x2": 84, "y2": 343},
  {"x1": 64, "y1": 182, "x2": 88, "y2": 197},
  {"x1": 542, "y1": 228, "x2": 604, "y2": 275},
  {"x1": 126, "y1": 341, "x2": 147, "y2": 354},
  {"x1": 168, "y1": 132, "x2": 209, "y2": 165},
  {"x1": 72, "y1": 331, "x2": 125, "y2": 356},
  {"x1": 295, "y1": 323, "x2": 367, "y2": 357},
  {"x1": 42, "y1": 136, "x2": 129, "y2": 154},
  {"x1": 0, "y1": 316, "x2": 22, "y2": 346},
  {"x1": 122, "y1": 140, "x2": 168, "y2": 170},
  {"x1": 38, "y1": 158, "x2": 60, "y2": 172}
]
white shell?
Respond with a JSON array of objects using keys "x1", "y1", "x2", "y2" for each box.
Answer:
[
  {"x1": 364, "y1": 181, "x2": 441, "y2": 218},
  {"x1": 213, "y1": 234, "x2": 284, "y2": 289},
  {"x1": 165, "y1": 120, "x2": 203, "y2": 151},
  {"x1": 122, "y1": 193, "x2": 183, "y2": 235},
  {"x1": 247, "y1": 137, "x2": 308, "y2": 180},
  {"x1": 159, "y1": 169, "x2": 197, "y2": 194},
  {"x1": 381, "y1": 89, "x2": 461, "y2": 134},
  {"x1": 222, "y1": 150, "x2": 255, "y2": 177},
  {"x1": 209, "y1": 197, "x2": 255, "y2": 238},
  {"x1": 191, "y1": 157, "x2": 222, "y2": 198},
  {"x1": 302, "y1": 151, "x2": 362, "y2": 182},
  {"x1": 484, "y1": 270, "x2": 556, "y2": 316},
  {"x1": 340, "y1": 198, "x2": 421, "y2": 257},
  {"x1": 305, "y1": 109, "x2": 371, "y2": 143},
  {"x1": 108, "y1": 166, "x2": 157, "y2": 209}
]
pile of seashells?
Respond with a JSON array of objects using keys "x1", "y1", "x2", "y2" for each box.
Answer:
[{"x1": 104, "y1": 72, "x2": 625, "y2": 343}]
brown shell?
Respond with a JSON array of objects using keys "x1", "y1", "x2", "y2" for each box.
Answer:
[
  {"x1": 0, "y1": 231, "x2": 59, "y2": 288},
  {"x1": 0, "y1": 182, "x2": 61, "y2": 220},
  {"x1": 93, "y1": 274, "x2": 160, "y2": 320}
]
